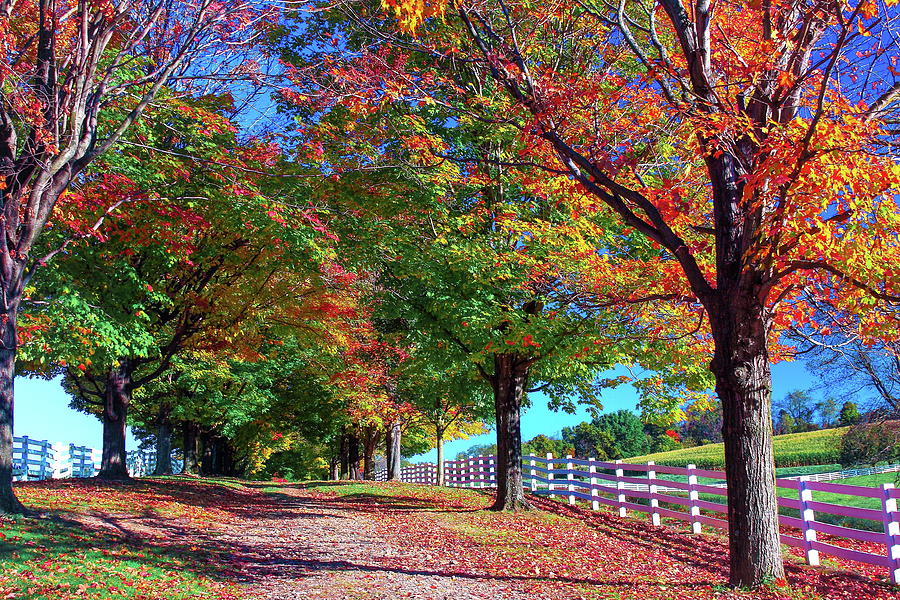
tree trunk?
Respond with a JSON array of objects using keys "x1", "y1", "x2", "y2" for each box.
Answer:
[
  {"x1": 348, "y1": 433, "x2": 361, "y2": 480},
  {"x1": 200, "y1": 430, "x2": 214, "y2": 476},
  {"x1": 98, "y1": 359, "x2": 132, "y2": 480},
  {"x1": 153, "y1": 405, "x2": 173, "y2": 476},
  {"x1": 0, "y1": 307, "x2": 25, "y2": 514},
  {"x1": 362, "y1": 426, "x2": 378, "y2": 480},
  {"x1": 436, "y1": 428, "x2": 445, "y2": 486},
  {"x1": 217, "y1": 439, "x2": 237, "y2": 476},
  {"x1": 339, "y1": 433, "x2": 350, "y2": 479},
  {"x1": 388, "y1": 421, "x2": 401, "y2": 481},
  {"x1": 384, "y1": 425, "x2": 393, "y2": 478},
  {"x1": 709, "y1": 297, "x2": 784, "y2": 587},
  {"x1": 181, "y1": 422, "x2": 200, "y2": 475},
  {"x1": 491, "y1": 353, "x2": 530, "y2": 511},
  {"x1": 330, "y1": 454, "x2": 340, "y2": 480}
]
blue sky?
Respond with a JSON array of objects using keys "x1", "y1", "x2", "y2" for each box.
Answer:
[
  {"x1": 13, "y1": 360, "x2": 812, "y2": 460},
  {"x1": 14, "y1": 376, "x2": 139, "y2": 449},
  {"x1": 411, "y1": 360, "x2": 813, "y2": 463}
]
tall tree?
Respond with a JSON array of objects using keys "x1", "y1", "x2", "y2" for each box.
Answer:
[
  {"x1": 284, "y1": 17, "x2": 712, "y2": 509},
  {"x1": 356, "y1": 0, "x2": 900, "y2": 585},
  {"x1": 0, "y1": 0, "x2": 277, "y2": 512},
  {"x1": 401, "y1": 366, "x2": 490, "y2": 485}
]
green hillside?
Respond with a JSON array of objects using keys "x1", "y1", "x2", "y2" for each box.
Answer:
[{"x1": 628, "y1": 427, "x2": 848, "y2": 468}]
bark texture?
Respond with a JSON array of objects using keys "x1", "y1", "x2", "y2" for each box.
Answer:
[
  {"x1": 348, "y1": 433, "x2": 361, "y2": 480},
  {"x1": 491, "y1": 353, "x2": 530, "y2": 511},
  {"x1": 181, "y1": 422, "x2": 200, "y2": 475},
  {"x1": 387, "y1": 422, "x2": 402, "y2": 481},
  {"x1": 709, "y1": 296, "x2": 784, "y2": 587},
  {"x1": 339, "y1": 433, "x2": 350, "y2": 479},
  {"x1": 0, "y1": 309, "x2": 25, "y2": 513},
  {"x1": 436, "y1": 430, "x2": 445, "y2": 486},
  {"x1": 362, "y1": 427, "x2": 379, "y2": 480},
  {"x1": 98, "y1": 359, "x2": 132, "y2": 480},
  {"x1": 153, "y1": 405, "x2": 173, "y2": 476}
]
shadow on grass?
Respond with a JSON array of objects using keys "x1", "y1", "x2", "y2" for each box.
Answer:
[
  {"x1": 529, "y1": 495, "x2": 897, "y2": 598},
  {"x1": 0, "y1": 511, "x2": 249, "y2": 593},
  {"x1": 10, "y1": 478, "x2": 893, "y2": 600}
]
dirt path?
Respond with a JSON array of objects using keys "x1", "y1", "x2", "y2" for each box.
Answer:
[
  {"x1": 210, "y1": 486, "x2": 521, "y2": 600},
  {"x1": 60, "y1": 479, "x2": 900, "y2": 600}
]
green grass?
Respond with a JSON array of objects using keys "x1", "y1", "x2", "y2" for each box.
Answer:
[
  {"x1": 645, "y1": 471, "x2": 899, "y2": 533},
  {"x1": 629, "y1": 428, "x2": 848, "y2": 468},
  {"x1": 778, "y1": 472, "x2": 898, "y2": 510},
  {"x1": 775, "y1": 472, "x2": 899, "y2": 532},
  {"x1": 1, "y1": 478, "x2": 248, "y2": 599},
  {"x1": 0, "y1": 515, "x2": 242, "y2": 599},
  {"x1": 294, "y1": 480, "x2": 492, "y2": 509}
]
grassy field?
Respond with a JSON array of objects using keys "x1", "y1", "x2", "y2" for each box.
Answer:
[
  {"x1": 645, "y1": 471, "x2": 899, "y2": 532},
  {"x1": 629, "y1": 428, "x2": 848, "y2": 468},
  {"x1": 0, "y1": 478, "x2": 247, "y2": 600},
  {"x1": 781, "y1": 472, "x2": 897, "y2": 507}
]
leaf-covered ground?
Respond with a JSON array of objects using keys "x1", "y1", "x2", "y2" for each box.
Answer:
[{"x1": 1, "y1": 478, "x2": 897, "y2": 600}]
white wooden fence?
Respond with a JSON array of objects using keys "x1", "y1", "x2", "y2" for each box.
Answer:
[
  {"x1": 13, "y1": 436, "x2": 101, "y2": 481},
  {"x1": 374, "y1": 463, "x2": 439, "y2": 484},
  {"x1": 390, "y1": 453, "x2": 900, "y2": 584},
  {"x1": 783, "y1": 463, "x2": 900, "y2": 483},
  {"x1": 12, "y1": 435, "x2": 178, "y2": 480}
]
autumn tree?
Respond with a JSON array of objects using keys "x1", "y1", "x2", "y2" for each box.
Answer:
[
  {"x1": 791, "y1": 311, "x2": 900, "y2": 416},
  {"x1": 309, "y1": 124, "x2": 707, "y2": 510},
  {"x1": 399, "y1": 365, "x2": 490, "y2": 485},
  {"x1": 23, "y1": 120, "x2": 286, "y2": 478},
  {"x1": 343, "y1": 0, "x2": 900, "y2": 585},
  {"x1": 284, "y1": 12, "x2": 716, "y2": 507},
  {"x1": 0, "y1": 0, "x2": 280, "y2": 512}
]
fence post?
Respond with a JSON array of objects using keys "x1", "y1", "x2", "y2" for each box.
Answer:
[
  {"x1": 648, "y1": 461, "x2": 660, "y2": 526},
  {"x1": 11, "y1": 437, "x2": 20, "y2": 482},
  {"x1": 799, "y1": 477, "x2": 820, "y2": 566},
  {"x1": 467, "y1": 457, "x2": 475, "y2": 488},
  {"x1": 529, "y1": 455, "x2": 537, "y2": 493},
  {"x1": 50, "y1": 442, "x2": 67, "y2": 479},
  {"x1": 615, "y1": 459, "x2": 627, "y2": 517},
  {"x1": 881, "y1": 483, "x2": 900, "y2": 585},
  {"x1": 37, "y1": 440, "x2": 49, "y2": 480},
  {"x1": 479, "y1": 456, "x2": 486, "y2": 489},
  {"x1": 687, "y1": 463, "x2": 701, "y2": 534},
  {"x1": 546, "y1": 453, "x2": 554, "y2": 496},
  {"x1": 566, "y1": 455, "x2": 575, "y2": 505},
  {"x1": 589, "y1": 458, "x2": 599, "y2": 511},
  {"x1": 489, "y1": 455, "x2": 496, "y2": 488},
  {"x1": 21, "y1": 435, "x2": 30, "y2": 480}
]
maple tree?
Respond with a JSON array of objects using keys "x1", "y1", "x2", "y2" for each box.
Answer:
[
  {"x1": 0, "y1": 0, "x2": 280, "y2": 512},
  {"x1": 329, "y1": 322, "x2": 411, "y2": 480},
  {"x1": 280, "y1": 55, "x2": 711, "y2": 507},
  {"x1": 400, "y1": 365, "x2": 490, "y2": 486},
  {"x1": 325, "y1": 0, "x2": 900, "y2": 586},
  {"x1": 22, "y1": 102, "x2": 271, "y2": 478},
  {"x1": 20, "y1": 91, "x2": 352, "y2": 481}
]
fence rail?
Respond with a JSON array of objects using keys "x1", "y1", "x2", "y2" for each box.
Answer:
[
  {"x1": 13, "y1": 436, "x2": 101, "y2": 481},
  {"x1": 388, "y1": 453, "x2": 900, "y2": 584},
  {"x1": 12, "y1": 435, "x2": 175, "y2": 480},
  {"x1": 783, "y1": 463, "x2": 900, "y2": 483}
]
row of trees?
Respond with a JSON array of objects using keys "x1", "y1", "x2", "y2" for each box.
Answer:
[
  {"x1": 2, "y1": 0, "x2": 899, "y2": 591},
  {"x1": 290, "y1": 0, "x2": 900, "y2": 587}
]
